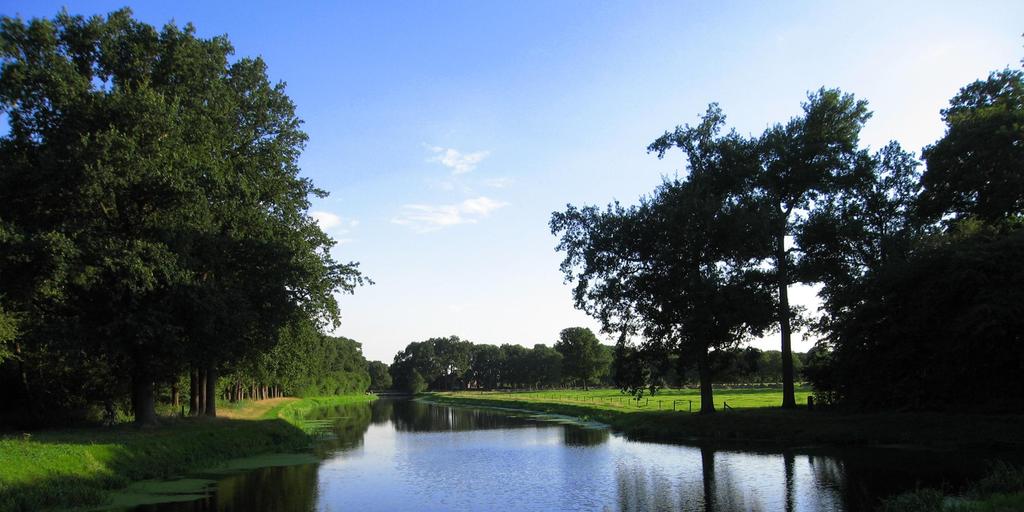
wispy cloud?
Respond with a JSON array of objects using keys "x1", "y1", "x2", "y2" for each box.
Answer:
[
  {"x1": 483, "y1": 177, "x2": 514, "y2": 188},
  {"x1": 428, "y1": 146, "x2": 490, "y2": 174},
  {"x1": 311, "y1": 211, "x2": 359, "y2": 243},
  {"x1": 391, "y1": 196, "x2": 507, "y2": 233}
]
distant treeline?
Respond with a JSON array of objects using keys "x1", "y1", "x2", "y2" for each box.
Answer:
[
  {"x1": 553, "y1": 57, "x2": 1024, "y2": 412},
  {"x1": 387, "y1": 330, "x2": 612, "y2": 393},
  {"x1": 383, "y1": 329, "x2": 812, "y2": 393},
  {"x1": 0, "y1": 11, "x2": 369, "y2": 426}
]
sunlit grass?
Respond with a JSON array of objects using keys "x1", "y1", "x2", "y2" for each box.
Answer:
[{"x1": 438, "y1": 386, "x2": 813, "y2": 413}]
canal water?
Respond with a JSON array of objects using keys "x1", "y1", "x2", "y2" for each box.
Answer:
[{"x1": 125, "y1": 398, "x2": 997, "y2": 511}]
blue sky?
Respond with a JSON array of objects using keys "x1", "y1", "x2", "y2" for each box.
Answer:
[{"x1": 3, "y1": 1, "x2": 1023, "y2": 362}]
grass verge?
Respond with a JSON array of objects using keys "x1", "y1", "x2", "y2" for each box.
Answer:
[
  {"x1": 425, "y1": 389, "x2": 1024, "y2": 450},
  {"x1": 0, "y1": 394, "x2": 375, "y2": 512},
  {"x1": 880, "y1": 462, "x2": 1024, "y2": 511}
]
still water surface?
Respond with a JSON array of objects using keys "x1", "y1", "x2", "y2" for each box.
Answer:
[{"x1": 129, "y1": 398, "x2": 994, "y2": 511}]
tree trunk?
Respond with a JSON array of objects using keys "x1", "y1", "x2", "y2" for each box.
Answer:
[
  {"x1": 199, "y1": 369, "x2": 208, "y2": 415},
  {"x1": 204, "y1": 366, "x2": 218, "y2": 417},
  {"x1": 14, "y1": 342, "x2": 28, "y2": 393},
  {"x1": 132, "y1": 368, "x2": 158, "y2": 426},
  {"x1": 171, "y1": 382, "x2": 180, "y2": 408},
  {"x1": 776, "y1": 230, "x2": 797, "y2": 409},
  {"x1": 189, "y1": 368, "x2": 200, "y2": 416},
  {"x1": 697, "y1": 348, "x2": 715, "y2": 415}
]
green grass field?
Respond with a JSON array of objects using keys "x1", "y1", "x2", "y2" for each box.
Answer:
[
  {"x1": 437, "y1": 386, "x2": 813, "y2": 413},
  {"x1": 426, "y1": 388, "x2": 1024, "y2": 452},
  {"x1": 0, "y1": 394, "x2": 374, "y2": 512}
]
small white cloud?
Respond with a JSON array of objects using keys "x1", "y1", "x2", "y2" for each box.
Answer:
[
  {"x1": 428, "y1": 146, "x2": 490, "y2": 174},
  {"x1": 391, "y1": 196, "x2": 507, "y2": 233},
  {"x1": 311, "y1": 211, "x2": 343, "y2": 230},
  {"x1": 311, "y1": 211, "x2": 359, "y2": 237},
  {"x1": 483, "y1": 177, "x2": 513, "y2": 188}
]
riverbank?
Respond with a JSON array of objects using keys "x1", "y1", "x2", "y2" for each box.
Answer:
[
  {"x1": 426, "y1": 390, "x2": 1024, "y2": 451},
  {"x1": 0, "y1": 394, "x2": 374, "y2": 512},
  {"x1": 881, "y1": 462, "x2": 1024, "y2": 511}
]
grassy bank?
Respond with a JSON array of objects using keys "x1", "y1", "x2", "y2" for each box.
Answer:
[
  {"x1": 0, "y1": 394, "x2": 374, "y2": 512},
  {"x1": 880, "y1": 462, "x2": 1024, "y2": 511},
  {"x1": 426, "y1": 389, "x2": 1024, "y2": 450}
]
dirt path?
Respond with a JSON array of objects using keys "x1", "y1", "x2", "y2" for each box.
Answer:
[{"x1": 219, "y1": 397, "x2": 298, "y2": 420}]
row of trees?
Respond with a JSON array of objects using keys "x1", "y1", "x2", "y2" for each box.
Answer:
[
  {"x1": 384, "y1": 333, "x2": 811, "y2": 394},
  {"x1": 641, "y1": 347, "x2": 809, "y2": 389},
  {"x1": 553, "y1": 58, "x2": 1024, "y2": 413},
  {"x1": 387, "y1": 329, "x2": 614, "y2": 393},
  {"x1": 0, "y1": 10, "x2": 366, "y2": 425}
]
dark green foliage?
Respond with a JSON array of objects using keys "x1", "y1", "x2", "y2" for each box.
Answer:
[
  {"x1": 648, "y1": 92, "x2": 872, "y2": 409},
  {"x1": 804, "y1": 61, "x2": 1024, "y2": 412},
  {"x1": 919, "y1": 69, "x2": 1024, "y2": 225},
  {"x1": 407, "y1": 371, "x2": 427, "y2": 394},
  {"x1": 809, "y1": 229, "x2": 1024, "y2": 410},
  {"x1": 552, "y1": 112, "x2": 778, "y2": 411},
  {"x1": 554, "y1": 327, "x2": 609, "y2": 390},
  {"x1": 366, "y1": 361, "x2": 392, "y2": 391},
  {"x1": 525, "y1": 344, "x2": 565, "y2": 388},
  {"x1": 498, "y1": 343, "x2": 531, "y2": 388},
  {"x1": 222, "y1": 320, "x2": 371, "y2": 398},
  {"x1": 466, "y1": 344, "x2": 504, "y2": 389},
  {"x1": 389, "y1": 336, "x2": 591, "y2": 392},
  {"x1": 389, "y1": 336, "x2": 470, "y2": 392},
  {"x1": 0, "y1": 9, "x2": 362, "y2": 425}
]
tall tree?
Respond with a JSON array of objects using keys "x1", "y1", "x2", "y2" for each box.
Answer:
[
  {"x1": 649, "y1": 89, "x2": 870, "y2": 408},
  {"x1": 553, "y1": 110, "x2": 775, "y2": 411}
]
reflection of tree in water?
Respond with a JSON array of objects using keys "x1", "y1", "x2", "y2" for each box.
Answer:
[
  {"x1": 615, "y1": 445, "x2": 761, "y2": 512},
  {"x1": 132, "y1": 463, "x2": 319, "y2": 512},
  {"x1": 303, "y1": 402, "x2": 373, "y2": 456},
  {"x1": 700, "y1": 446, "x2": 758, "y2": 512},
  {"x1": 370, "y1": 398, "x2": 393, "y2": 424},
  {"x1": 806, "y1": 454, "x2": 847, "y2": 511},
  {"x1": 387, "y1": 399, "x2": 540, "y2": 433},
  {"x1": 562, "y1": 425, "x2": 610, "y2": 447},
  {"x1": 810, "y1": 449, "x2": 983, "y2": 512}
]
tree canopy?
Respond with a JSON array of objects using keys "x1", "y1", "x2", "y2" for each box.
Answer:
[
  {"x1": 554, "y1": 327, "x2": 610, "y2": 390},
  {"x1": 0, "y1": 9, "x2": 364, "y2": 425},
  {"x1": 552, "y1": 110, "x2": 780, "y2": 411},
  {"x1": 919, "y1": 68, "x2": 1024, "y2": 226}
]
